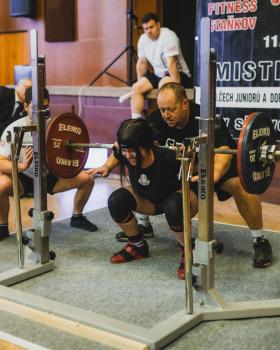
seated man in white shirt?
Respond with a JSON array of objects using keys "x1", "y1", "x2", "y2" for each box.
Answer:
[
  {"x1": 0, "y1": 87, "x2": 97, "y2": 241},
  {"x1": 131, "y1": 12, "x2": 191, "y2": 120}
]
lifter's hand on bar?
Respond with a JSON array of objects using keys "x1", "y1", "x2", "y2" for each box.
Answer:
[{"x1": 86, "y1": 166, "x2": 110, "y2": 177}]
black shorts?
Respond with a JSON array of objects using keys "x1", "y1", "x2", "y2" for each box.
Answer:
[
  {"x1": 143, "y1": 71, "x2": 191, "y2": 89},
  {"x1": 147, "y1": 196, "x2": 181, "y2": 216},
  {"x1": 189, "y1": 158, "x2": 238, "y2": 202},
  {"x1": 19, "y1": 172, "x2": 59, "y2": 197}
]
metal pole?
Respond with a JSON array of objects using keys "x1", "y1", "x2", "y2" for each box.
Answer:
[
  {"x1": 31, "y1": 29, "x2": 50, "y2": 264},
  {"x1": 52, "y1": 140, "x2": 278, "y2": 159},
  {"x1": 196, "y1": 17, "x2": 222, "y2": 306},
  {"x1": 67, "y1": 143, "x2": 237, "y2": 153},
  {"x1": 67, "y1": 142, "x2": 114, "y2": 149},
  {"x1": 10, "y1": 142, "x2": 24, "y2": 268},
  {"x1": 198, "y1": 17, "x2": 214, "y2": 250},
  {"x1": 127, "y1": 0, "x2": 134, "y2": 86},
  {"x1": 181, "y1": 157, "x2": 193, "y2": 314}
]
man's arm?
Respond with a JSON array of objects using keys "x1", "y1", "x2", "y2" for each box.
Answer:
[
  {"x1": 0, "y1": 147, "x2": 33, "y2": 174},
  {"x1": 136, "y1": 57, "x2": 149, "y2": 80},
  {"x1": 166, "y1": 56, "x2": 180, "y2": 83}
]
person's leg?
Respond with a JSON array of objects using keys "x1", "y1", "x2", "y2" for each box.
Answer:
[
  {"x1": 115, "y1": 168, "x2": 155, "y2": 240},
  {"x1": 158, "y1": 76, "x2": 173, "y2": 88},
  {"x1": 0, "y1": 174, "x2": 24, "y2": 240},
  {"x1": 164, "y1": 191, "x2": 198, "y2": 279},
  {"x1": 179, "y1": 72, "x2": 192, "y2": 88},
  {"x1": 221, "y1": 177, "x2": 262, "y2": 229},
  {"x1": 108, "y1": 187, "x2": 156, "y2": 263},
  {"x1": 221, "y1": 177, "x2": 272, "y2": 267},
  {"x1": 51, "y1": 172, "x2": 97, "y2": 232},
  {"x1": 115, "y1": 211, "x2": 154, "y2": 242},
  {"x1": 130, "y1": 76, "x2": 153, "y2": 118},
  {"x1": 52, "y1": 171, "x2": 94, "y2": 214},
  {"x1": 0, "y1": 175, "x2": 12, "y2": 240}
]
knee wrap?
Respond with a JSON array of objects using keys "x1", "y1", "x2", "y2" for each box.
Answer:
[
  {"x1": 164, "y1": 192, "x2": 183, "y2": 232},
  {"x1": 108, "y1": 188, "x2": 137, "y2": 223}
]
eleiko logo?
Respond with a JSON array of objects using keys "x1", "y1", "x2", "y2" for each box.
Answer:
[{"x1": 271, "y1": 0, "x2": 280, "y2": 6}]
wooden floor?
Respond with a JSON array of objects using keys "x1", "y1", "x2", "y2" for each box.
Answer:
[
  {"x1": 8, "y1": 177, "x2": 280, "y2": 233},
  {"x1": 0, "y1": 339, "x2": 25, "y2": 350}
]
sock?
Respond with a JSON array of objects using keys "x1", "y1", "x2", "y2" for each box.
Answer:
[
  {"x1": 136, "y1": 213, "x2": 150, "y2": 227},
  {"x1": 0, "y1": 224, "x2": 8, "y2": 231},
  {"x1": 128, "y1": 232, "x2": 144, "y2": 247},
  {"x1": 250, "y1": 229, "x2": 265, "y2": 242},
  {"x1": 0, "y1": 224, "x2": 9, "y2": 239},
  {"x1": 131, "y1": 112, "x2": 143, "y2": 119},
  {"x1": 71, "y1": 214, "x2": 83, "y2": 218}
]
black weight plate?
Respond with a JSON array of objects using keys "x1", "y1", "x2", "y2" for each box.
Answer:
[{"x1": 237, "y1": 112, "x2": 276, "y2": 194}]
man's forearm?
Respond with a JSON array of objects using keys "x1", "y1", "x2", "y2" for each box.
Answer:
[
  {"x1": 167, "y1": 58, "x2": 180, "y2": 82},
  {"x1": 0, "y1": 158, "x2": 27, "y2": 174},
  {"x1": 136, "y1": 61, "x2": 148, "y2": 80}
]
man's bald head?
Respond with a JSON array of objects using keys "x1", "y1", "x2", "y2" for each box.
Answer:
[
  {"x1": 15, "y1": 78, "x2": 32, "y2": 103},
  {"x1": 157, "y1": 82, "x2": 187, "y2": 103},
  {"x1": 157, "y1": 82, "x2": 190, "y2": 129}
]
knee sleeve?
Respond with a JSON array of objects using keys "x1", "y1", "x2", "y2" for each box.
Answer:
[
  {"x1": 164, "y1": 192, "x2": 183, "y2": 232},
  {"x1": 108, "y1": 188, "x2": 137, "y2": 223}
]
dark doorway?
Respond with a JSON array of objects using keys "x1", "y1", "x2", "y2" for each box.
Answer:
[{"x1": 162, "y1": 0, "x2": 197, "y2": 87}]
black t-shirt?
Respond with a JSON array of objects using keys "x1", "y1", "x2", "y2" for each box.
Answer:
[
  {"x1": 124, "y1": 147, "x2": 181, "y2": 204},
  {"x1": 147, "y1": 101, "x2": 236, "y2": 149}
]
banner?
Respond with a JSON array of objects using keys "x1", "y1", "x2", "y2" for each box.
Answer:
[{"x1": 195, "y1": 0, "x2": 280, "y2": 140}]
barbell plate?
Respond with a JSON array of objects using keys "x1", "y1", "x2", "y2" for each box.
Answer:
[
  {"x1": 46, "y1": 113, "x2": 89, "y2": 178},
  {"x1": 237, "y1": 112, "x2": 276, "y2": 194}
]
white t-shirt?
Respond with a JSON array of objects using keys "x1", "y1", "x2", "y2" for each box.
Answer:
[
  {"x1": 137, "y1": 27, "x2": 191, "y2": 79},
  {"x1": 0, "y1": 117, "x2": 34, "y2": 178}
]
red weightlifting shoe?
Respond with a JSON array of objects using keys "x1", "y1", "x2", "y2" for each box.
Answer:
[
  {"x1": 110, "y1": 240, "x2": 149, "y2": 264},
  {"x1": 177, "y1": 245, "x2": 197, "y2": 283},
  {"x1": 177, "y1": 245, "x2": 185, "y2": 280}
]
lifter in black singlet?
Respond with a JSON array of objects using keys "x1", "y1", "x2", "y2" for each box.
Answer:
[{"x1": 106, "y1": 119, "x2": 198, "y2": 279}]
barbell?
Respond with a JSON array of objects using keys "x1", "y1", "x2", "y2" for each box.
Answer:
[{"x1": 40, "y1": 112, "x2": 279, "y2": 194}]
